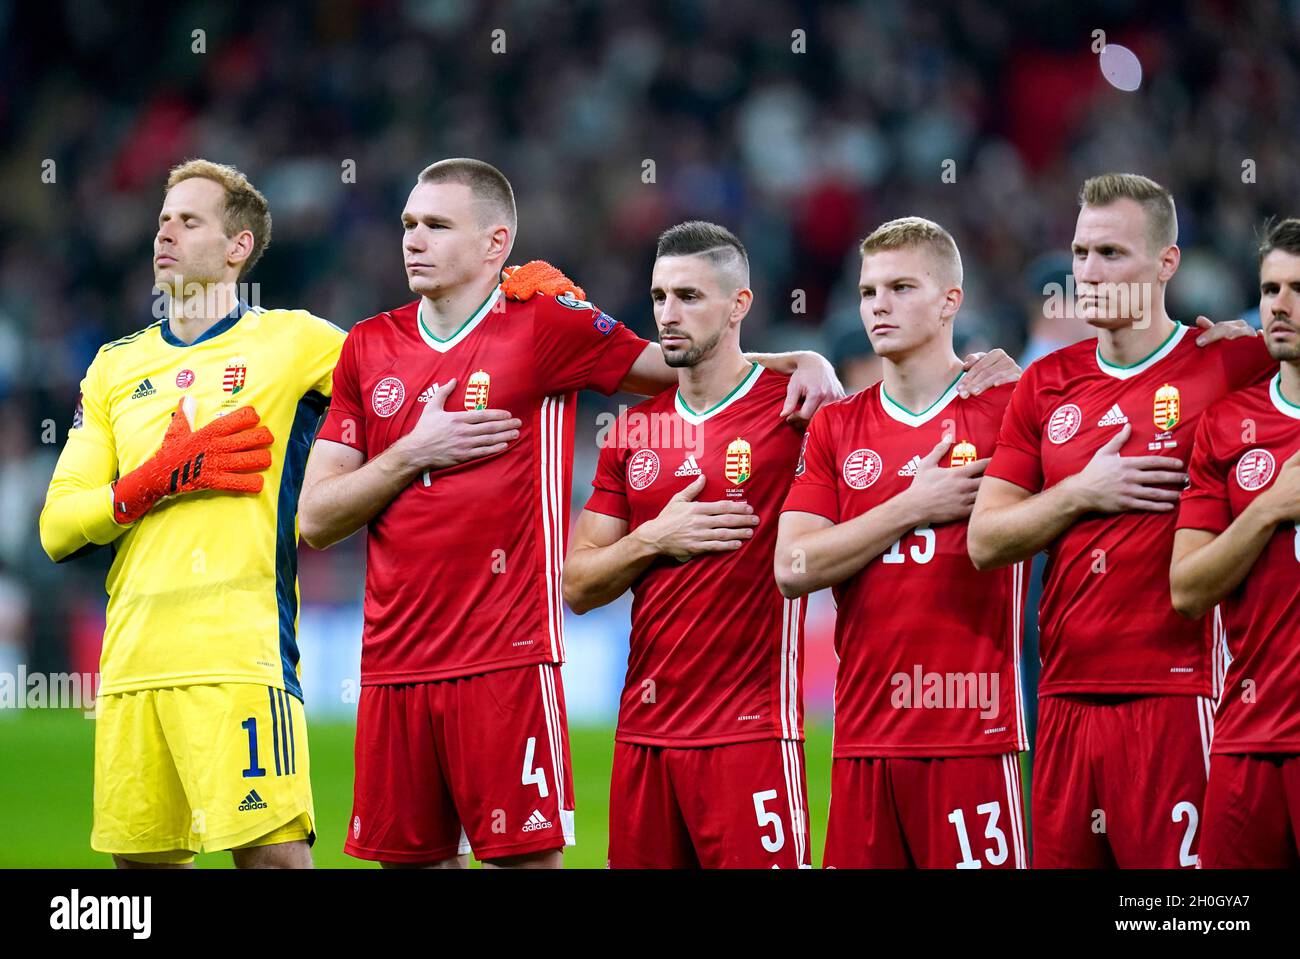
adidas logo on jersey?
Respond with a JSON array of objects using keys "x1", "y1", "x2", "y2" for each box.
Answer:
[
  {"x1": 521, "y1": 810, "x2": 553, "y2": 832},
  {"x1": 237, "y1": 790, "x2": 268, "y2": 812},
  {"x1": 897, "y1": 455, "x2": 923, "y2": 477},
  {"x1": 130, "y1": 379, "x2": 156, "y2": 399},
  {"x1": 416, "y1": 385, "x2": 438, "y2": 404},
  {"x1": 1097, "y1": 404, "x2": 1128, "y2": 426},
  {"x1": 674, "y1": 455, "x2": 702, "y2": 477}
]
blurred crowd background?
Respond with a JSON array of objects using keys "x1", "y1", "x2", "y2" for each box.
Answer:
[{"x1": 3, "y1": 0, "x2": 1298, "y2": 721}]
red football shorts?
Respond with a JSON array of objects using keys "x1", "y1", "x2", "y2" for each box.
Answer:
[
  {"x1": 608, "y1": 739, "x2": 811, "y2": 868},
  {"x1": 345, "y1": 663, "x2": 575, "y2": 863},
  {"x1": 1199, "y1": 753, "x2": 1300, "y2": 868},
  {"x1": 823, "y1": 753, "x2": 1027, "y2": 869},
  {"x1": 1032, "y1": 694, "x2": 1211, "y2": 868}
]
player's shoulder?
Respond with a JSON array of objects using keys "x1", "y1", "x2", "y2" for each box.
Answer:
[
  {"x1": 1024, "y1": 338, "x2": 1096, "y2": 379},
  {"x1": 1191, "y1": 324, "x2": 1270, "y2": 366},
  {"x1": 525, "y1": 291, "x2": 618, "y2": 329},
  {"x1": 345, "y1": 301, "x2": 417, "y2": 343},
  {"x1": 249, "y1": 304, "x2": 345, "y2": 337},
  {"x1": 1203, "y1": 373, "x2": 1272, "y2": 425},
  {"x1": 962, "y1": 379, "x2": 1017, "y2": 412},
  {"x1": 97, "y1": 319, "x2": 166, "y2": 359},
  {"x1": 626, "y1": 383, "x2": 675, "y2": 420},
  {"x1": 806, "y1": 382, "x2": 876, "y2": 434},
  {"x1": 744, "y1": 365, "x2": 793, "y2": 404},
  {"x1": 753, "y1": 365, "x2": 792, "y2": 389}
]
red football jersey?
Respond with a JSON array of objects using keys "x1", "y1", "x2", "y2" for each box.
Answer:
[
  {"x1": 781, "y1": 373, "x2": 1027, "y2": 759},
  {"x1": 1177, "y1": 372, "x2": 1300, "y2": 754},
  {"x1": 583, "y1": 364, "x2": 808, "y2": 747},
  {"x1": 986, "y1": 324, "x2": 1273, "y2": 696},
  {"x1": 316, "y1": 287, "x2": 648, "y2": 684}
]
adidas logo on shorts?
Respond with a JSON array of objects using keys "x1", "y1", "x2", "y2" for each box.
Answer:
[
  {"x1": 238, "y1": 789, "x2": 269, "y2": 812},
  {"x1": 1097, "y1": 404, "x2": 1128, "y2": 426},
  {"x1": 521, "y1": 809, "x2": 552, "y2": 832},
  {"x1": 674, "y1": 455, "x2": 702, "y2": 477},
  {"x1": 897, "y1": 455, "x2": 923, "y2": 476}
]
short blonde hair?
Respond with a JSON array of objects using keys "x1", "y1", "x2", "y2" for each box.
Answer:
[
  {"x1": 860, "y1": 216, "x2": 963, "y2": 287},
  {"x1": 165, "y1": 159, "x2": 272, "y2": 278},
  {"x1": 1079, "y1": 173, "x2": 1177, "y2": 251}
]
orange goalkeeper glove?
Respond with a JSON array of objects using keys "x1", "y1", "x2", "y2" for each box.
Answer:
[
  {"x1": 111, "y1": 397, "x2": 275, "y2": 524},
  {"x1": 500, "y1": 260, "x2": 586, "y2": 301}
]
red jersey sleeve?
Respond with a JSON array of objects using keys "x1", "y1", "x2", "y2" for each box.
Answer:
[
  {"x1": 532, "y1": 295, "x2": 649, "y2": 396},
  {"x1": 315, "y1": 326, "x2": 367, "y2": 455},
  {"x1": 780, "y1": 407, "x2": 840, "y2": 521},
  {"x1": 1176, "y1": 407, "x2": 1232, "y2": 534},
  {"x1": 583, "y1": 428, "x2": 631, "y2": 520},
  {"x1": 985, "y1": 368, "x2": 1045, "y2": 493},
  {"x1": 1219, "y1": 333, "x2": 1275, "y2": 391}
]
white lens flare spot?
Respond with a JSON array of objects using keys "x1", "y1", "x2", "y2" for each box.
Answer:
[{"x1": 1099, "y1": 43, "x2": 1142, "y2": 91}]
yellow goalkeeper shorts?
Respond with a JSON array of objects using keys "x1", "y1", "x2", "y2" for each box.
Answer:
[{"x1": 92, "y1": 683, "x2": 315, "y2": 862}]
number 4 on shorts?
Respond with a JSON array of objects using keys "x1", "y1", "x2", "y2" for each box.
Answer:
[{"x1": 521, "y1": 736, "x2": 549, "y2": 798}]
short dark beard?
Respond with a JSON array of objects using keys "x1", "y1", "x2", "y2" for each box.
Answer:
[
  {"x1": 662, "y1": 326, "x2": 724, "y2": 368},
  {"x1": 1266, "y1": 339, "x2": 1300, "y2": 362}
]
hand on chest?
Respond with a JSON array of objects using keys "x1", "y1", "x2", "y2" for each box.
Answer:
[
  {"x1": 1041, "y1": 380, "x2": 1197, "y2": 473},
  {"x1": 115, "y1": 352, "x2": 275, "y2": 461},
  {"x1": 622, "y1": 416, "x2": 799, "y2": 520},
  {"x1": 836, "y1": 415, "x2": 988, "y2": 505},
  {"x1": 365, "y1": 352, "x2": 533, "y2": 439}
]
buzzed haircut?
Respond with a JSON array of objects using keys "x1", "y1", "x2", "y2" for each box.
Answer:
[
  {"x1": 860, "y1": 216, "x2": 963, "y2": 287},
  {"x1": 417, "y1": 158, "x2": 518, "y2": 236},
  {"x1": 165, "y1": 159, "x2": 272, "y2": 279},
  {"x1": 1079, "y1": 173, "x2": 1178, "y2": 252},
  {"x1": 655, "y1": 221, "x2": 751, "y2": 289},
  {"x1": 1258, "y1": 217, "x2": 1300, "y2": 263}
]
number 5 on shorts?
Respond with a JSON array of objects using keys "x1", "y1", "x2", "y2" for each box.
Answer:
[
  {"x1": 752, "y1": 789, "x2": 786, "y2": 853},
  {"x1": 521, "y1": 736, "x2": 549, "y2": 798}
]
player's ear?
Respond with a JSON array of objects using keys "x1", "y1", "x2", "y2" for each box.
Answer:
[
  {"x1": 941, "y1": 285, "x2": 963, "y2": 321},
  {"x1": 1157, "y1": 243, "x2": 1180, "y2": 284},
  {"x1": 486, "y1": 224, "x2": 512, "y2": 262},
  {"x1": 731, "y1": 288, "x2": 754, "y2": 325},
  {"x1": 227, "y1": 229, "x2": 255, "y2": 272}
]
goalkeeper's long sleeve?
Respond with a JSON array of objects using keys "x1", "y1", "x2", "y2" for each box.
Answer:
[{"x1": 40, "y1": 361, "x2": 128, "y2": 563}]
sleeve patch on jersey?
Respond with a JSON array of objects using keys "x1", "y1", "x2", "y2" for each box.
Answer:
[
  {"x1": 71, "y1": 392, "x2": 84, "y2": 430},
  {"x1": 593, "y1": 313, "x2": 617, "y2": 335},
  {"x1": 556, "y1": 292, "x2": 595, "y2": 311}
]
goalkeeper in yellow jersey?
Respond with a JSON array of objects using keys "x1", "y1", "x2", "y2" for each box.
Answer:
[
  {"x1": 39, "y1": 160, "x2": 346, "y2": 868},
  {"x1": 39, "y1": 159, "x2": 589, "y2": 867}
]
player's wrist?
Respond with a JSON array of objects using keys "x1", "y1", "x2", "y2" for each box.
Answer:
[
  {"x1": 385, "y1": 434, "x2": 431, "y2": 477},
  {"x1": 1244, "y1": 489, "x2": 1288, "y2": 529},
  {"x1": 630, "y1": 522, "x2": 666, "y2": 557},
  {"x1": 1055, "y1": 473, "x2": 1095, "y2": 514},
  {"x1": 892, "y1": 486, "x2": 929, "y2": 528}
]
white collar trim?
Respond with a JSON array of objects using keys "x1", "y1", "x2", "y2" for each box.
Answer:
[
  {"x1": 674, "y1": 363, "x2": 763, "y2": 425},
  {"x1": 1269, "y1": 373, "x2": 1300, "y2": 420},
  {"x1": 878, "y1": 371, "x2": 966, "y2": 427},
  {"x1": 1095, "y1": 323, "x2": 1186, "y2": 380},
  {"x1": 416, "y1": 286, "x2": 502, "y2": 353}
]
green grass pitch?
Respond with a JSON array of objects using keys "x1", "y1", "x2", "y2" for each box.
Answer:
[
  {"x1": 0, "y1": 710, "x2": 1031, "y2": 867},
  {"x1": 0, "y1": 710, "x2": 835, "y2": 868}
]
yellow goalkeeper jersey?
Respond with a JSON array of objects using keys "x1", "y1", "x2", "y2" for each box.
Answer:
[{"x1": 40, "y1": 302, "x2": 345, "y2": 698}]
